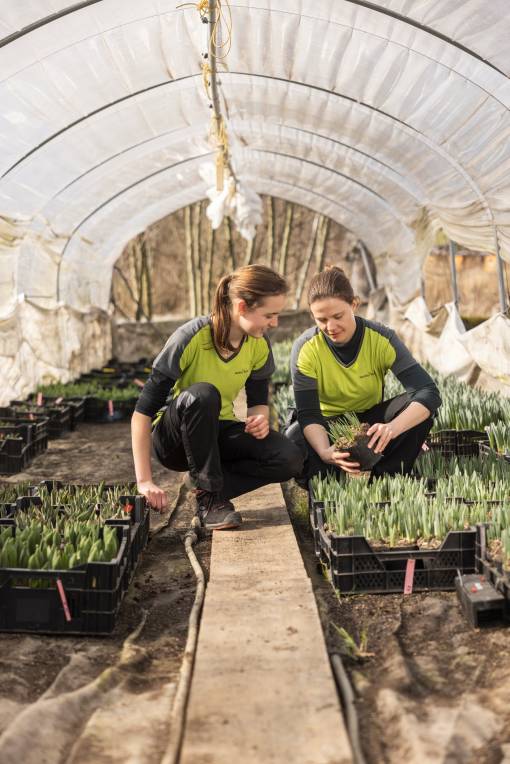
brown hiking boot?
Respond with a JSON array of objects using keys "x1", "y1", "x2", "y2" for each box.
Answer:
[{"x1": 195, "y1": 491, "x2": 242, "y2": 530}]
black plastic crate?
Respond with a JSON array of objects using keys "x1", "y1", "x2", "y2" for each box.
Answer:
[
  {"x1": 0, "y1": 410, "x2": 50, "y2": 450},
  {"x1": 316, "y1": 506, "x2": 477, "y2": 594},
  {"x1": 0, "y1": 577, "x2": 125, "y2": 635},
  {"x1": 84, "y1": 397, "x2": 139, "y2": 423},
  {"x1": 0, "y1": 439, "x2": 33, "y2": 475},
  {"x1": 28, "y1": 395, "x2": 86, "y2": 430},
  {"x1": 479, "y1": 442, "x2": 510, "y2": 465},
  {"x1": 475, "y1": 524, "x2": 510, "y2": 620},
  {"x1": 8, "y1": 402, "x2": 72, "y2": 438},
  {"x1": 429, "y1": 429, "x2": 487, "y2": 457}
]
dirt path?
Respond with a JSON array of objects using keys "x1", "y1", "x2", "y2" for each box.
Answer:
[
  {"x1": 0, "y1": 423, "x2": 211, "y2": 764},
  {"x1": 284, "y1": 484, "x2": 510, "y2": 764}
]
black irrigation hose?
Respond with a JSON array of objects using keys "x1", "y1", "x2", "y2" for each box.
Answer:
[{"x1": 330, "y1": 653, "x2": 367, "y2": 764}]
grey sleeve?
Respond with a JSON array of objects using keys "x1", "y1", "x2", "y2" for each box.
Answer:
[
  {"x1": 290, "y1": 331, "x2": 325, "y2": 427},
  {"x1": 153, "y1": 316, "x2": 209, "y2": 379},
  {"x1": 394, "y1": 364, "x2": 442, "y2": 415},
  {"x1": 135, "y1": 369, "x2": 175, "y2": 418},
  {"x1": 247, "y1": 336, "x2": 275, "y2": 380}
]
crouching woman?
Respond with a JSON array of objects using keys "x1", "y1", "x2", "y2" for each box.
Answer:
[
  {"x1": 131, "y1": 265, "x2": 303, "y2": 530},
  {"x1": 286, "y1": 266, "x2": 441, "y2": 484}
]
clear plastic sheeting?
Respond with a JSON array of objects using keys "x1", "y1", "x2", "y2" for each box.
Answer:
[
  {"x1": 0, "y1": 298, "x2": 112, "y2": 406},
  {"x1": 0, "y1": 1, "x2": 509, "y2": 397}
]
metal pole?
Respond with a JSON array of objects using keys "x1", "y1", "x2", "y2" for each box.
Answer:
[
  {"x1": 358, "y1": 241, "x2": 376, "y2": 293},
  {"x1": 208, "y1": 0, "x2": 237, "y2": 185},
  {"x1": 494, "y1": 226, "x2": 508, "y2": 314},
  {"x1": 448, "y1": 239, "x2": 459, "y2": 310}
]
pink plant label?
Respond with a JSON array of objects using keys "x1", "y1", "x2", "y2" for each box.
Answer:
[
  {"x1": 404, "y1": 559, "x2": 416, "y2": 594},
  {"x1": 55, "y1": 397, "x2": 64, "y2": 405},
  {"x1": 134, "y1": 378, "x2": 145, "y2": 388},
  {"x1": 56, "y1": 578, "x2": 72, "y2": 622},
  {"x1": 36, "y1": 392, "x2": 43, "y2": 406},
  {"x1": 108, "y1": 399, "x2": 114, "y2": 417}
]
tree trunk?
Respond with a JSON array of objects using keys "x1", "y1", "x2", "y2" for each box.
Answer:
[
  {"x1": 192, "y1": 202, "x2": 203, "y2": 314},
  {"x1": 244, "y1": 236, "x2": 255, "y2": 266},
  {"x1": 315, "y1": 216, "x2": 330, "y2": 273},
  {"x1": 185, "y1": 206, "x2": 196, "y2": 316},
  {"x1": 224, "y1": 216, "x2": 236, "y2": 271},
  {"x1": 278, "y1": 202, "x2": 294, "y2": 275},
  {"x1": 204, "y1": 220, "x2": 216, "y2": 312},
  {"x1": 294, "y1": 213, "x2": 320, "y2": 310},
  {"x1": 266, "y1": 196, "x2": 276, "y2": 267}
]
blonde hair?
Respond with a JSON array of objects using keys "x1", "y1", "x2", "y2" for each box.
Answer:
[{"x1": 211, "y1": 265, "x2": 287, "y2": 352}]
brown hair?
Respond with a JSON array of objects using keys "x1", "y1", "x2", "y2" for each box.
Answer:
[
  {"x1": 211, "y1": 265, "x2": 287, "y2": 352},
  {"x1": 307, "y1": 265, "x2": 356, "y2": 306}
]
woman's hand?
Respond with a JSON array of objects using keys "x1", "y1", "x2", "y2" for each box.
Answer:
[
  {"x1": 319, "y1": 445, "x2": 361, "y2": 474},
  {"x1": 245, "y1": 414, "x2": 270, "y2": 440},
  {"x1": 137, "y1": 480, "x2": 168, "y2": 511},
  {"x1": 367, "y1": 422, "x2": 396, "y2": 454}
]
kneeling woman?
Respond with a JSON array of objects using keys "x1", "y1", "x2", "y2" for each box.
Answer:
[
  {"x1": 286, "y1": 266, "x2": 441, "y2": 483},
  {"x1": 132, "y1": 265, "x2": 303, "y2": 530}
]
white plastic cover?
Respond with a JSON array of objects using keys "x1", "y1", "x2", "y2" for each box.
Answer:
[{"x1": 1, "y1": 1, "x2": 510, "y2": 396}]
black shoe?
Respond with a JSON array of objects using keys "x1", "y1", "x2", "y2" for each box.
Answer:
[{"x1": 195, "y1": 491, "x2": 242, "y2": 530}]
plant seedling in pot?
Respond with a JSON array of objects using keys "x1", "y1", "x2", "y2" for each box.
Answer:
[{"x1": 329, "y1": 412, "x2": 383, "y2": 470}]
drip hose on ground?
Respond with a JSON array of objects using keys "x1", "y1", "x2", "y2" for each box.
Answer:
[
  {"x1": 330, "y1": 653, "x2": 367, "y2": 764},
  {"x1": 161, "y1": 524, "x2": 206, "y2": 764}
]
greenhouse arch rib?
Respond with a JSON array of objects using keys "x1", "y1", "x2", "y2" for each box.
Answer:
[
  {"x1": 0, "y1": 0, "x2": 506, "y2": 79},
  {"x1": 55, "y1": 143, "x2": 412, "y2": 300},
  {"x1": 8, "y1": 70, "x2": 491, "y2": 223}
]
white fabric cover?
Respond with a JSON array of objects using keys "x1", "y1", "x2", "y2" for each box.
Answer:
[
  {"x1": 1, "y1": 1, "x2": 510, "y2": 398},
  {"x1": 0, "y1": 298, "x2": 112, "y2": 405}
]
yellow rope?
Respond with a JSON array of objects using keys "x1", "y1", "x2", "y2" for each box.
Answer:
[
  {"x1": 210, "y1": 0, "x2": 232, "y2": 61},
  {"x1": 201, "y1": 61, "x2": 212, "y2": 100},
  {"x1": 176, "y1": 0, "x2": 209, "y2": 21}
]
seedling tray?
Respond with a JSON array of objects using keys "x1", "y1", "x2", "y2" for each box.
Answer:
[
  {"x1": 0, "y1": 523, "x2": 132, "y2": 634},
  {"x1": 8, "y1": 401, "x2": 72, "y2": 438},
  {"x1": 0, "y1": 415, "x2": 48, "y2": 455},
  {"x1": 314, "y1": 504, "x2": 477, "y2": 594},
  {"x1": 84, "y1": 397, "x2": 139, "y2": 423},
  {"x1": 478, "y1": 442, "x2": 510, "y2": 465},
  {"x1": 28, "y1": 395, "x2": 86, "y2": 429},
  {"x1": 0, "y1": 439, "x2": 33, "y2": 475},
  {"x1": 429, "y1": 429, "x2": 486, "y2": 457},
  {"x1": 475, "y1": 524, "x2": 510, "y2": 620}
]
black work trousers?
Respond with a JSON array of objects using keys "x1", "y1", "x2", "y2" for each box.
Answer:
[
  {"x1": 152, "y1": 382, "x2": 304, "y2": 500},
  {"x1": 285, "y1": 393, "x2": 433, "y2": 484}
]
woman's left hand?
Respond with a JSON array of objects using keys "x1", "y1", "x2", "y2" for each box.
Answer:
[
  {"x1": 245, "y1": 414, "x2": 270, "y2": 440},
  {"x1": 367, "y1": 422, "x2": 396, "y2": 453}
]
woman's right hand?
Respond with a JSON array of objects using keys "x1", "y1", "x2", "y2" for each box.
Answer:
[
  {"x1": 319, "y1": 445, "x2": 361, "y2": 474},
  {"x1": 138, "y1": 481, "x2": 168, "y2": 511}
]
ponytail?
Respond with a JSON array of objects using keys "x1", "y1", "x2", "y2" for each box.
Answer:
[
  {"x1": 211, "y1": 274, "x2": 234, "y2": 353},
  {"x1": 211, "y1": 265, "x2": 287, "y2": 352}
]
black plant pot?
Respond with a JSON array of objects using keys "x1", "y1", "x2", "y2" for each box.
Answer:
[{"x1": 342, "y1": 434, "x2": 383, "y2": 471}]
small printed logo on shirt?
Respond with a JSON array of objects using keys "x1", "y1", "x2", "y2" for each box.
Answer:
[
  {"x1": 235, "y1": 369, "x2": 250, "y2": 375},
  {"x1": 359, "y1": 371, "x2": 376, "y2": 379}
]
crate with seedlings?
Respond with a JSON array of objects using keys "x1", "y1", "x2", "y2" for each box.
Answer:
[
  {"x1": 273, "y1": 385, "x2": 295, "y2": 430},
  {"x1": 307, "y1": 470, "x2": 510, "y2": 594},
  {"x1": 0, "y1": 513, "x2": 130, "y2": 635},
  {"x1": 480, "y1": 423, "x2": 510, "y2": 464},
  {"x1": 30, "y1": 482, "x2": 150, "y2": 578},
  {"x1": 1, "y1": 401, "x2": 71, "y2": 439},
  {"x1": 29, "y1": 387, "x2": 86, "y2": 429},
  {"x1": 0, "y1": 481, "x2": 149, "y2": 634},
  {"x1": 473, "y1": 507, "x2": 510, "y2": 621},
  {"x1": 0, "y1": 414, "x2": 49, "y2": 457}
]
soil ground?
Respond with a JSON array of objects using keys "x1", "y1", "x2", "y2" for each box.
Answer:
[
  {"x1": 0, "y1": 422, "x2": 211, "y2": 764},
  {"x1": 284, "y1": 484, "x2": 510, "y2": 764}
]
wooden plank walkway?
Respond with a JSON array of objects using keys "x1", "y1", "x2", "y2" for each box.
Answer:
[{"x1": 180, "y1": 483, "x2": 353, "y2": 764}]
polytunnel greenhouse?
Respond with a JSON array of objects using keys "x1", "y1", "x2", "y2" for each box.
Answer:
[{"x1": 1, "y1": 1, "x2": 510, "y2": 762}]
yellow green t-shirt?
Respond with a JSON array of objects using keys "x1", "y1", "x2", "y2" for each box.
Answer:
[{"x1": 144, "y1": 316, "x2": 274, "y2": 421}]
